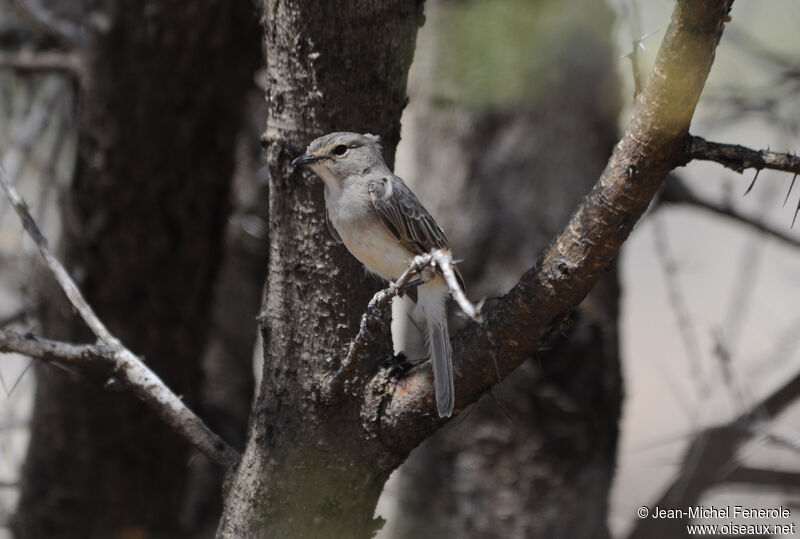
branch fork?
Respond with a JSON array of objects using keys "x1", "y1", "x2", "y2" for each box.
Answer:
[{"x1": 0, "y1": 164, "x2": 240, "y2": 469}]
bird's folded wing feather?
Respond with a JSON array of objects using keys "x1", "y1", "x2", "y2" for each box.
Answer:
[
  {"x1": 368, "y1": 175, "x2": 465, "y2": 290},
  {"x1": 367, "y1": 175, "x2": 449, "y2": 254}
]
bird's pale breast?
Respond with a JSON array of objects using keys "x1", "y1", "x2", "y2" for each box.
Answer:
[{"x1": 334, "y1": 215, "x2": 413, "y2": 282}]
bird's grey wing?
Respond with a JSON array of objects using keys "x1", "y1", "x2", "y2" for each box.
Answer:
[
  {"x1": 367, "y1": 175, "x2": 450, "y2": 256},
  {"x1": 325, "y1": 206, "x2": 342, "y2": 244},
  {"x1": 368, "y1": 175, "x2": 466, "y2": 292}
]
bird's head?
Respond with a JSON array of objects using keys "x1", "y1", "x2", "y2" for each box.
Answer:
[{"x1": 291, "y1": 132, "x2": 387, "y2": 188}]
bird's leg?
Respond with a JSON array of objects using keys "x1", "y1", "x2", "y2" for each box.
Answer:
[
  {"x1": 397, "y1": 278, "x2": 424, "y2": 297},
  {"x1": 384, "y1": 351, "x2": 427, "y2": 378}
]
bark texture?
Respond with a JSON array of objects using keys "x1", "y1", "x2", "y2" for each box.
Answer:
[
  {"x1": 13, "y1": 2, "x2": 259, "y2": 537},
  {"x1": 386, "y1": 1, "x2": 621, "y2": 535},
  {"x1": 217, "y1": 1, "x2": 425, "y2": 537}
]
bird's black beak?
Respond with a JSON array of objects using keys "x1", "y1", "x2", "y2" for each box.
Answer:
[{"x1": 291, "y1": 153, "x2": 322, "y2": 166}]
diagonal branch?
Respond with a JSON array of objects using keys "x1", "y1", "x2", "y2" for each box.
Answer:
[
  {"x1": 431, "y1": 250, "x2": 481, "y2": 323},
  {"x1": 7, "y1": 0, "x2": 86, "y2": 49},
  {"x1": 660, "y1": 176, "x2": 800, "y2": 249},
  {"x1": 721, "y1": 467, "x2": 800, "y2": 488},
  {"x1": 379, "y1": 0, "x2": 735, "y2": 448},
  {"x1": 0, "y1": 164, "x2": 240, "y2": 469},
  {"x1": 628, "y1": 368, "x2": 800, "y2": 539}
]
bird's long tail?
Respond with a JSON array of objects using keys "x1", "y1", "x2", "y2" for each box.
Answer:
[{"x1": 416, "y1": 279, "x2": 454, "y2": 417}]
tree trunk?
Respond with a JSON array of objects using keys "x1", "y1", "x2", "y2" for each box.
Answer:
[
  {"x1": 217, "y1": 1, "x2": 425, "y2": 536},
  {"x1": 384, "y1": 0, "x2": 622, "y2": 536},
  {"x1": 13, "y1": 2, "x2": 259, "y2": 537}
]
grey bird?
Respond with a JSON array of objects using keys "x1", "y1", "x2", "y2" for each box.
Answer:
[{"x1": 292, "y1": 132, "x2": 462, "y2": 417}]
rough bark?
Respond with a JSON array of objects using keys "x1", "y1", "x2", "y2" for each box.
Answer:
[
  {"x1": 13, "y1": 2, "x2": 259, "y2": 537},
  {"x1": 386, "y1": 1, "x2": 622, "y2": 534},
  {"x1": 217, "y1": 1, "x2": 425, "y2": 537}
]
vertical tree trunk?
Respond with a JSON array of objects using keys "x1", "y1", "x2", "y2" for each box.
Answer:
[
  {"x1": 384, "y1": 0, "x2": 622, "y2": 535},
  {"x1": 13, "y1": 2, "x2": 259, "y2": 537},
  {"x1": 217, "y1": 1, "x2": 425, "y2": 536}
]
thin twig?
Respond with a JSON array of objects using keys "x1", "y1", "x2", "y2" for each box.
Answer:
[
  {"x1": 351, "y1": 250, "x2": 478, "y2": 360},
  {"x1": 721, "y1": 466, "x2": 800, "y2": 488},
  {"x1": 629, "y1": 368, "x2": 800, "y2": 539},
  {"x1": 326, "y1": 251, "x2": 477, "y2": 403},
  {"x1": 7, "y1": 0, "x2": 86, "y2": 48},
  {"x1": 619, "y1": 0, "x2": 653, "y2": 100},
  {"x1": 0, "y1": 164, "x2": 240, "y2": 469},
  {"x1": 0, "y1": 49, "x2": 82, "y2": 77},
  {"x1": 0, "y1": 329, "x2": 112, "y2": 366},
  {"x1": 660, "y1": 176, "x2": 800, "y2": 249},
  {"x1": 686, "y1": 135, "x2": 800, "y2": 175},
  {"x1": 431, "y1": 249, "x2": 481, "y2": 323},
  {"x1": 0, "y1": 76, "x2": 65, "y2": 217},
  {"x1": 651, "y1": 212, "x2": 709, "y2": 397}
]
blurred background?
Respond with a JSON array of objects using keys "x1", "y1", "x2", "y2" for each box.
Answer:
[{"x1": 0, "y1": 0, "x2": 798, "y2": 537}]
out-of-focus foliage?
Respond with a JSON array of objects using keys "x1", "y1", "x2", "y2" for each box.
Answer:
[{"x1": 433, "y1": 0, "x2": 615, "y2": 108}]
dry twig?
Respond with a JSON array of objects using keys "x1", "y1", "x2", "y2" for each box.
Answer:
[
  {"x1": 7, "y1": 0, "x2": 86, "y2": 48},
  {"x1": 0, "y1": 329, "x2": 112, "y2": 367},
  {"x1": 0, "y1": 49, "x2": 82, "y2": 77},
  {"x1": 629, "y1": 368, "x2": 800, "y2": 539},
  {"x1": 660, "y1": 176, "x2": 800, "y2": 248},
  {"x1": 0, "y1": 164, "x2": 240, "y2": 469}
]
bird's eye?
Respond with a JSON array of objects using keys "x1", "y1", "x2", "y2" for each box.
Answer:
[{"x1": 332, "y1": 144, "x2": 348, "y2": 156}]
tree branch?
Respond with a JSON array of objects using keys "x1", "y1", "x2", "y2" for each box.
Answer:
[
  {"x1": 685, "y1": 135, "x2": 800, "y2": 176},
  {"x1": 0, "y1": 49, "x2": 82, "y2": 77},
  {"x1": 0, "y1": 328, "x2": 112, "y2": 367},
  {"x1": 721, "y1": 467, "x2": 800, "y2": 488},
  {"x1": 7, "y1": 0, "x2": 86, "y2": 48},
  {"x1": 0, "y1": 165, "x2": 240, "y2": 469},
  {"x1": 660, "y1": 176, "x2": 800, "y2": 249},
  {"x1": 628, "y1": 368, "x2": 800, "y2": 538},
  {"x1": 0, "y1": 76, "x2": 65, "y2": 185},
  {"x1": 431, "y1": 250, "x2": 481, "y2": 323},
  {"x1": 379, "y1": 0, "x2": 735, "y2": 447}
]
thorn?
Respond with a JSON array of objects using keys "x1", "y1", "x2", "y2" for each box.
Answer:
[
  {"x1": 793, "y1": 197, "x2": 800, "y2": 229},
  {"x1": 743, "y1": 169, "x2": 760, "y2": 196},
  {"x1": 784, "y1": 174, "x2": 797, "y2": 207},
  {"x1": 8, "y1": 360, "x2": 34, "y2": 396},
  {"x1": 635, "y1": 29, "x2": 660, "y2": 50}
]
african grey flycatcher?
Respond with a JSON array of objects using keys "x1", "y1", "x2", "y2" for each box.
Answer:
[{"x1": 292, "y1": 132, "x2": 462, "y2": 418}]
